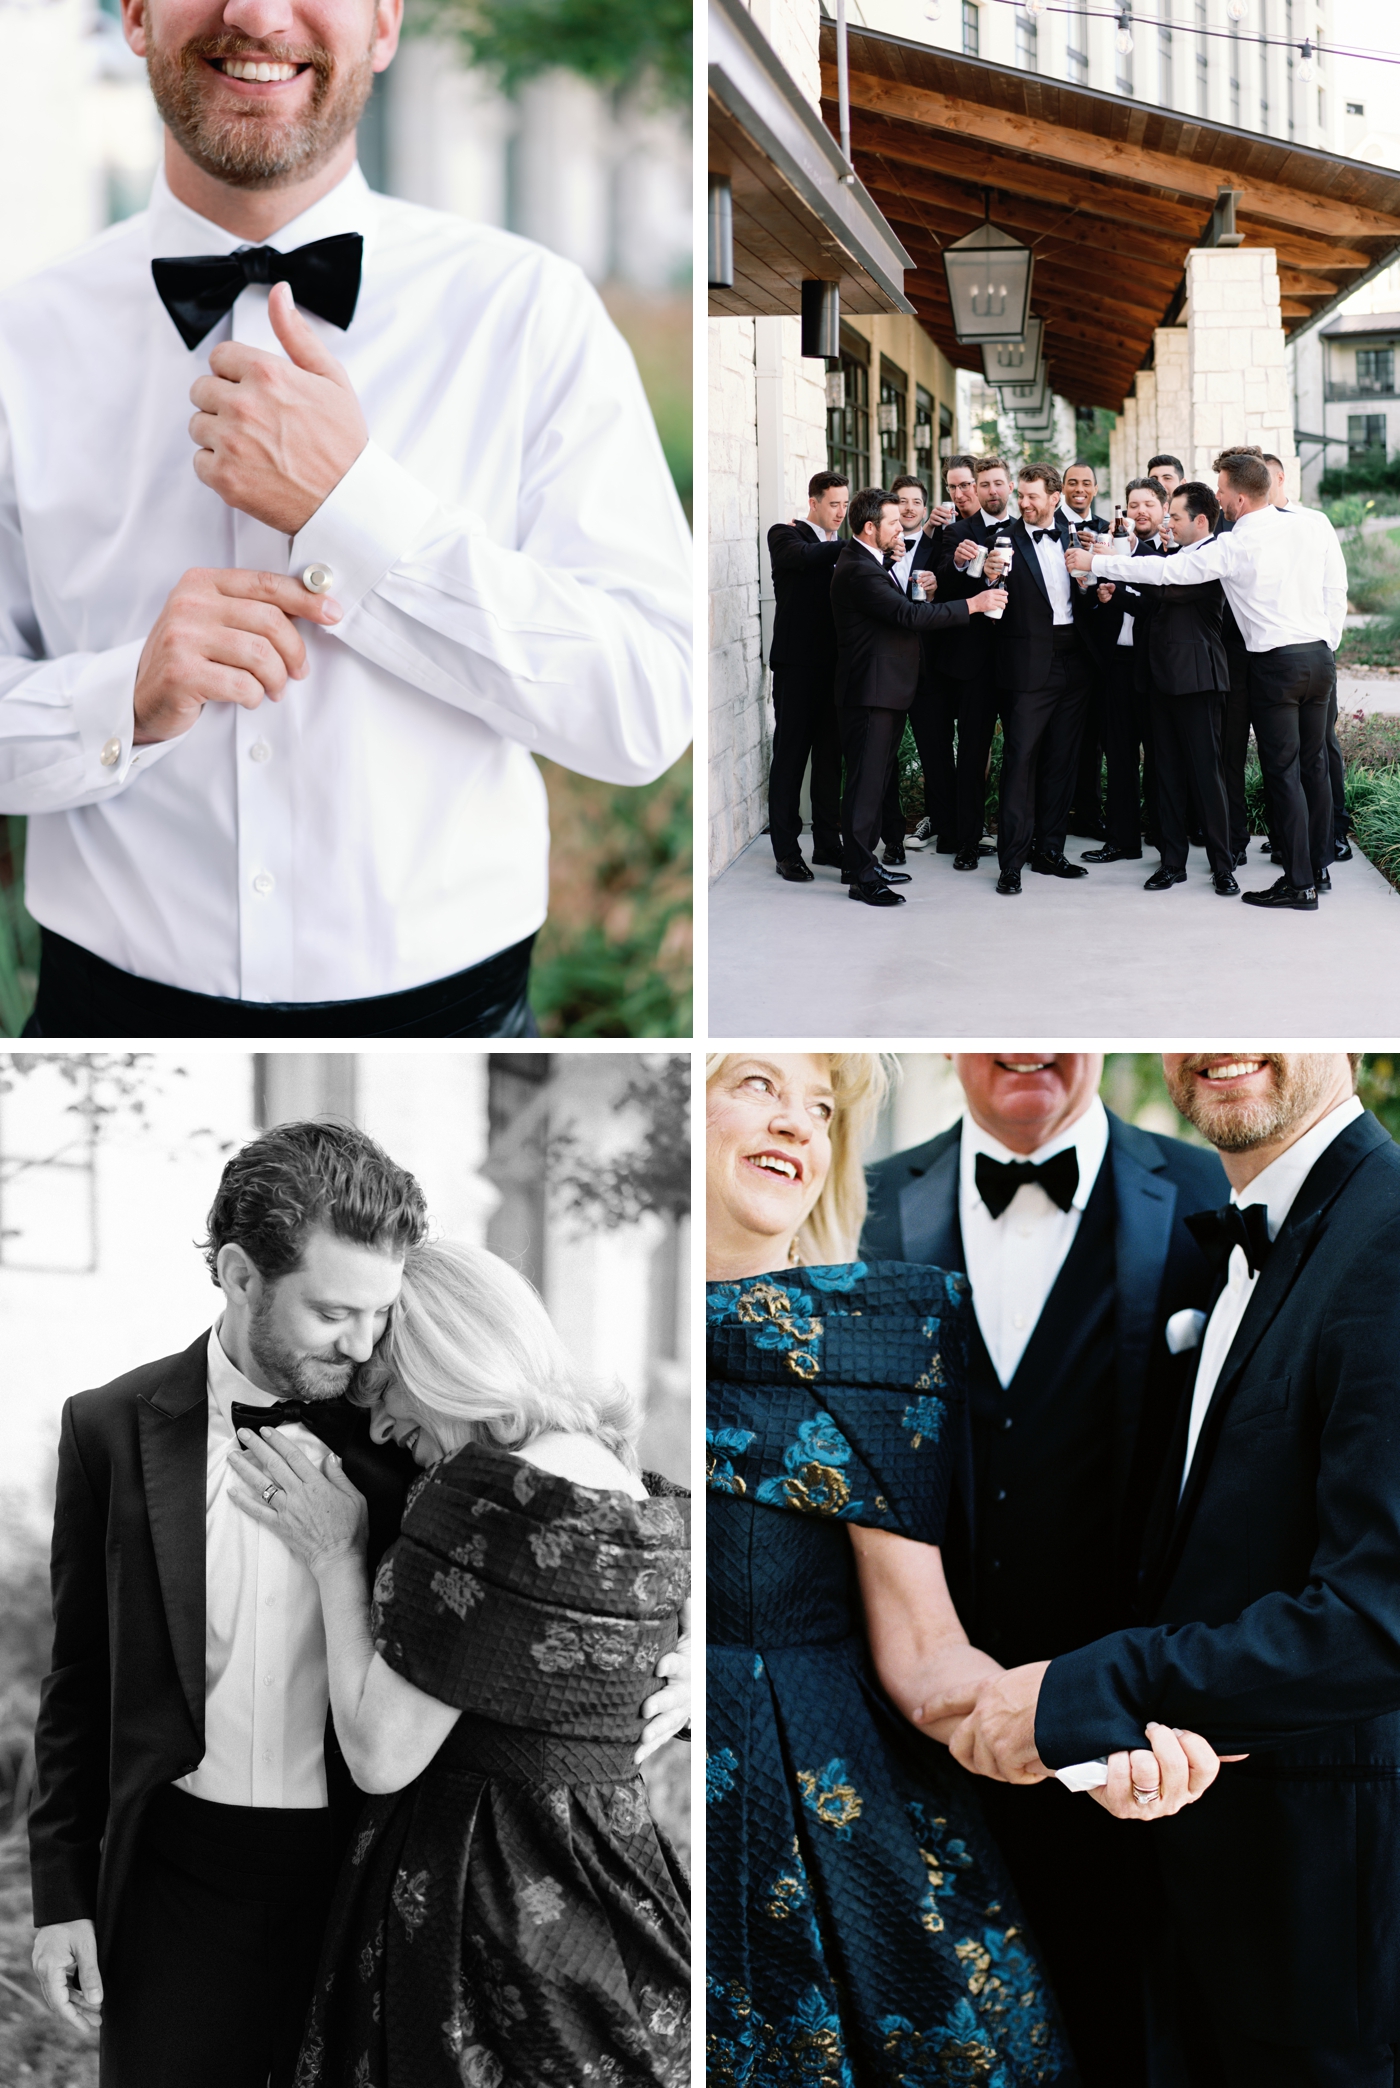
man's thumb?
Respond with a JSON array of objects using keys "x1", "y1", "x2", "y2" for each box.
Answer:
[{"x1": 268, "y1": 280, "x2": 343, "y2": 379}]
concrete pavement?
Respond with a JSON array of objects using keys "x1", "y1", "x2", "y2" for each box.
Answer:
[{"x1": 707, "y1": 834, "x2": 1400, "y2": 1036}]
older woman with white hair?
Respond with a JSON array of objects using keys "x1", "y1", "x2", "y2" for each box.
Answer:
[{"x1": 228, "y1": 1239, "x2": 690, "y2": 2088}]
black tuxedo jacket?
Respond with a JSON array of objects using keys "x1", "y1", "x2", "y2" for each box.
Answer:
[
  {"x1": 766, "y1": 520, "x2": 841, "y2": 673},
  {"x1": 1212, "y1": 511, "x2": 1247, "y2": 655},
  {"x1": 1036, "y1": 1111, "x2": 1400, "y2": 2046},
  {"x1": 931, "y1": 511, "x2": 1002, "y2": 681},
  {"x1": 830, "y1": 539, "x2": 969, "y2": 712},
  {"x1": 862, "y1": 1111, "x2": 1225, "y2": 1605},
  {"x1": 1144, "y1": 573, "x2": 1229, "y2": 696},
  {"x1": 990, "y1": 512, "x2": 1094, "y2": 691},
  {"x1": 27, "y1": 1334, "x2": 419, "y2": 1955}
]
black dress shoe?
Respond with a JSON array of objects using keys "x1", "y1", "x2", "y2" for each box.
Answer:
[
  {"x1": 1144, "y1": 867, "x2": 1187, "y2": 890},
  {"x1": 1213, "y1": 872, "x2": 1240, "y2": 896},
  {"x1": 880, "y1": 868, "x2": 913, "y2": 884},
  {"x1": 1080, "y1": 844, "x2": 1141, "y2": 864},
  {"x1": 775, "y1": 855, "x2": 814, "y2": 882},
  {"x1": 841, "y1": 867, "x2": 909, "y2": 885},
  {"x1": 1232, "y1": 846, "x2": 1249, "y2": 868},
  {"x1": 1316, "y1": 867, "x2": 1332, "y2": 893},
  {"x1": 810, "y1": 848, "x2": 844, "y2": 868},
  {"x1": 978, "y1": 838, "x2": 997, "y2": 856},
  {"x1": 1067, "y1": 817, "x2": 1108, "y2": 841},
  {"x1": 1030, "y1": 852, "x2": 1089, "y2": 879},
  {"x1": 1241, "y1": 877, "x2": 1318, "y2": 912},
  {"x1": 953, "y1": 849, "x2": 981, "y2": 872},
  {"x1": 883, "y1": 844, "x2": 907, "y2": 867},
  {"x1": 1335, "y1": 839, "x2": 1353, "y2": 862},
  {"x1": 848, "y1": 878, "x2": 905, "y2": 907},
  {"x1": 996, "y1": 869, "x2": 1022, "y2": 896}
]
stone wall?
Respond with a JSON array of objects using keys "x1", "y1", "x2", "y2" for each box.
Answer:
[
  {"x1": 709, "y1": 319, "x2": 764, "y2": 876},
  {"x1": 1183, "y1": 247, "x2": 1299, "y2": 496}
]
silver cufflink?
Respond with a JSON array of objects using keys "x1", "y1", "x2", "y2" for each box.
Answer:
[
  {"x1": 99, "y1": 737, "x2": 121, "y2": 768},
  {"x1": 301, "y1": 563, "x2": 334, "y2": 594}
]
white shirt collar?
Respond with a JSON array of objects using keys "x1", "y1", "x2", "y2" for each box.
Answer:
[
  {"x1": 857, "y1": 536, "x2": 888, "y2": 565},
  {"x1": 979, "y1": 507, "x2": 1010, "y2": 528},
  {"x1": 961, "y1": 1094, "x2": 1110, "y2": 1216},
  {"x1": 207, "y1": 1318, "x2": 282, "y2": 1427},
  {"x1": 145, "y1": 159, "x2": 375, "y2": 263},
  {"x1": 1231, "y1": 1095, "x2": 1365, "y2": 1241}
]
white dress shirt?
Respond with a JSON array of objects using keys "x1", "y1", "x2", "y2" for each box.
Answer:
[
  {"x1": 958, "y1": 1097, "x2": 1111, "y2": 1385},
  {"x1": 1114, "y1": 532, "x2": 1161, "y2": 647},
  {"x1": 1091, "y1": 503, "x2": 1347, "y2": 654},
  {"x1": 1179, "y1": 1095, "x2": 1364, "y2": 1492},
  {"x1": 0, "y1": 164, "x2": 691, "y2": 1001},
  {"x1": 893, "y1": 532, "x2": 922, "y2": 591},
  {"x1": 1028, "y1": 522, "x2": 1074, "y2": 625},
  {"x1": 174, "y1": 1324, "x2": 333, "y2": 1808}
]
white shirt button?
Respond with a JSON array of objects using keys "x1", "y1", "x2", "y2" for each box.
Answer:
[
  {"x1": 263, "y1": 1750, "x2": 274, "y2": 1765},
  {"x1": 252, "y1": 872, "x2": 274, "y2": 897},
  {"x1": 250, "y1": 740, "x2": 271, "y2": 763},
  {"x1": 263, "y1": 1674, "x2": 274, "y2": 1687},
  {"x1": 1012, "y1": 1310, "x2": 1027, "y2": 1329},
  {"x1": 301, "y1": 562, "x2": 334, "y2": 594},
  {"x1": 1016, "y1": 1224, "x2": 1032, "y2": 1238},
  {"x1": 99, "y1": 737, "x2": 121, "y2": 767}
]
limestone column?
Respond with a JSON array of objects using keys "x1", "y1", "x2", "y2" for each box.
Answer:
[
  {"x1": 1152, "y1": 325, "x2": 1191, "y2": 475},
  {"x1": 1184, "y1": 247, "x2": 1297, "y2": 489},
  {"x1": 1134, "y1": 369, "x2": 1159, "y2": 475}
]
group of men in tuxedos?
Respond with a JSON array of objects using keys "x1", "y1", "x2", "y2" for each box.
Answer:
[
  {"x1": 767, "y1": 441, "x2": 1349, "y2": 912},
  {"x1": 866, "y1": 1051, "x2": 1400, "y2": 2088}
]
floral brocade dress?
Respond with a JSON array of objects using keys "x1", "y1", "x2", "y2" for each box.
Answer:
[
  {"x1": 294, "y1": 1439, "x2": 690, "y2": 2088},
  {"x1": 706, "y1": 1263, "x2": 1072, "y2": 2088}
]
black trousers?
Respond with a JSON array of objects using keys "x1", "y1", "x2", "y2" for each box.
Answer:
[
  {"x1": 954, "y1": 678, "x2": 998, "y2": 854},
  {"x1": 29, "y1": 927, "x2": 538, "y2": 1039},
  {"x1": 1103, "y1": 647, "x2": 1154, "y2": 857},
  {"x1": 839, "y1": 703, "x2": 907, "y2": 886},
  {"x1": 1069, "y1": 665, "x2": 1107, "y2": 830},
  {"x1": 997, "y1": 636, "x2": 1092, "y2": 872},
  {"x1": 1152, "y1": 687, "x2": 1233, "y2": 877},
  {"x1": 976, "y1": 1776, "x2": 1150, "y2": 2088},
  {"x1": 101, "y1": 1787, "x2": 339, "y2": 2088},
  {"x1": 1222, "y1": 644, "x2": 1252, "y2": 857},
  {"x1": 1326, "y1": 677, "x2": 1348, "y2": 841},
  {"x1": 1247, "y1": 640, "x2": 1335, "y2": 888},
  {"x1": 907, "y1": 670, "x2": 959, "y2": 839},
  {"x1": 768, "y1": 663, "x2": 842, "y2": 860}
]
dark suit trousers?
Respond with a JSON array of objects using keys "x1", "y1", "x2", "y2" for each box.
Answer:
[
  {"x1": 955, "y1": 679, "x2": 998, "y2": 852},
  {"x1": 101, "y1": 1788, "x2": 338, "y2": 2088},
  {"x1": 907, "y1": 672, "x2": 958, "y2": 838},
  {"x1": 997, "y1": 637, "x2": 1092, "y2": 871},
  {"x1": 1326, "y1": 676, "x2": 1348, "y2": 840},
  {"x1": 1070, "y1": 662, "x2": 1107, "y2": 829},
  {"x1": 1152, "y1": 687, "x2": 1233, "y2": 876},
  {"x1": 1247, "y1": 640, "x2": 1335, "y2": 888},
  {"x1": 768, "y1": 664, "x2": 841, "y2": 859},
  {"x1": 1103, "y1": 647, "x2": 1153, "y2": 856},
  {"x1": 839, "y1": 705, "x2": 907, "y2": 886},
  {"x1": 1222, "y1": 643, "x2": 1251, "y2": 856}
]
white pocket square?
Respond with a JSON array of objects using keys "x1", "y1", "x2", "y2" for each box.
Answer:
[{"x1": 1165, "y1": 1307, "x2": 1207, "y2": 1355}]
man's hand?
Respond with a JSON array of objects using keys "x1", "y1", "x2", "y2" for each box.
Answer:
[
  {"x1": 1088, "y1": 1723, "x2": 1244, "y2": 1821},
  {"x1": 948, "y1": 1659, "x2": 1051, "y2": 1782},
  {"x1": 188, "y1": 280, "x2": 368, "y2": 535},
  {"x1": 983, "y1": 548, "x2": 1007, "y2": 581},
  {"x1": 637, "y1": 1599, "x2": 691, "y2": 1764},
  {"x1": 966, "y1": 587, "x2": 1008, "y2": 617},
  {"x1": 906, "y1": 1642, "x2": 1005, "y2": 1743},
  {"x1": 133, "y1": 568, "x2": 343, "y2": 745},
  {"x1": 1097, "y1": 582, "x2": 1116, "y2": 603},
  {"x1": 953, "y1": 537, "x2": 979, "y2": 568},
  {"x1": 33, "y1": 1919, "x2": 102, "y2": 2038},
  {"x1": 914, "y1": 570, "x2": 938, "y2": 596},
  {"x1": 1065, "y1": 545, "x2": 1095, "y2": 576}
]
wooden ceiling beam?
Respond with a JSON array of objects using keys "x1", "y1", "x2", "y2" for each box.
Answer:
[
  {"x1": 861, "y1": 172, "x2": 1195, "y2": 281},
  {"x1": 824, "y1": 64, "x2": 1400, "y2": 240},
  {"x1": 1276, "y1": 268, "x2": 1340, "y2": 298}
]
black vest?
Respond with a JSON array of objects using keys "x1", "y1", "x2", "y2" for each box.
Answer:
[{"x1": 946, "y1": 1156, "x2": 1121, "y2": 1669}]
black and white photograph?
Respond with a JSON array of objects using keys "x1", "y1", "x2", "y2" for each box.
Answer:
[{"x1": 0, "y1": 1047, "x2": 692, "y2": 2088}]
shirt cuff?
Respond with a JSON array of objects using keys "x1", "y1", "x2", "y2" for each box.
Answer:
[
  {"x1": 69, "y1": 638, "x2": 148, "y2": 792},
  {"x1": 289, "y1": 441, "x2": 443, "y2": 621}
]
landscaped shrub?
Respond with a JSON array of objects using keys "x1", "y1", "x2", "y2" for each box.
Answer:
[{"x1": 1342, "y1": 527, "x2": 1400, "y2": 614}]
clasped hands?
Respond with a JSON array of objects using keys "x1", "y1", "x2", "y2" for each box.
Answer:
[{"x1": 912, "y1": 1656, "x2": 1243, "y2": 1822}]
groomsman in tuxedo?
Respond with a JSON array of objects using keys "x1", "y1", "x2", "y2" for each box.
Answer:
[
  {"x1": 959, "y1": 1053, "x2": 1400, "y2": 2088},
  {"x1": 831, "y1": 488, "x2": 1004, "y2": 907},
  {"x1": 934, "y1": 455, "x2": 1014, "y2": 870},
  {"x1": 888, "y1": 475, "x2": 953, "y2": 861},
  {"x1": 862, "y1": 1052, "x2": 1225, "y2": 2088},
  {"x1": 1062, "y1": 462, "x2": 1113, "y2": 843},
  {"x1": 1140, "y1": 483, "x2": 1238, "y2": 895},
  {"x1": 1264, "y1": 450, "x2": 1350, "y2": 857},
  {"x1": 766, "y1": 472, "x2": 850, "y2": 883},
  {"x1": 1080, "y1": 477, "x2": 1168, "y2": 868},
  {"x1": 987, "y1": 464, "x2": 1097, "y2": 895},
  {"x1": 1147, "y1": 453, "x2": 1185, "y2": 500}
]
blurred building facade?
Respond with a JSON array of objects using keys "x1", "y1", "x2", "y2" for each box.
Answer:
[{"x1": 0, "y1": 0, "x2": 690, "y2": 294}]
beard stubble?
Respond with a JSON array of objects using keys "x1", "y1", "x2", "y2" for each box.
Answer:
[{"x1": 146, "y1": 31, "x2": 375, "y2": 191}]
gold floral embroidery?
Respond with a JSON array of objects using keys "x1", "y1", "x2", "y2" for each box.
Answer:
[
  {"x1": 956, "y1": 1937, "x2": 993, "y2": 1995},
  {"x1": 917, "y1": 1845, "x2": 946, "y2": 1933},
  {"x1": 796, "y1": 1762, "x2": 863, "y2": 1835},
  {"x1": 736, "y1": 1282, "x2": 822, "y2": 1380},
  {"x1": 775, "y1": 1461, "x2": 851, "y2": 1515}
]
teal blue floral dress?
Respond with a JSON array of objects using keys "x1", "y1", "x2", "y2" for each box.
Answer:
[{"x1": 706, "y1": 1262, "x2": 1072, "y2": 2088}]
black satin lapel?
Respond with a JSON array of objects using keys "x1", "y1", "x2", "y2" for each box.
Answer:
[
  {"x1": 137, "y1": 1342, "x2": 209, "y2": 1738},
  {"x1": 897, "y1": 1139, "x2": 963, "y2": 1270},
  {"x1": 1108, "y1": 1140, "x2": 1176, "y2": 1532},
  {"x1": 1014, "y1": 519, "x2": 1049, "y2": 605},
  {"x1": 335, "y1": 1409, "x2": 417, "y2": 1572}
]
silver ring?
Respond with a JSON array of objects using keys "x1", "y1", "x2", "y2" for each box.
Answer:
[
  {"x1": 261, "y1": 1482, "x2": 281, "y2": 1505},
  {"x1": 1132, "y1": 1786, "x2": 1159, "y2": 1806}
]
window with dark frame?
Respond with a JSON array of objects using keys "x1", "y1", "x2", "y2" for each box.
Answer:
[
  {"x1": 1016, "y1": 14, "x2": 1038, "y2": 70},
  {"x1": 915, "y1": 385, "x2": 934, "y2": 484},
  {"x1": 1357, "y1": 348, "x2": 1396, "y2": 396},
  {"x1": 1229, "y1": 23, "x2": 1241, "y2": 124},
  {"x1": 1348, "y1": 413, "x2": 1387, "y2": 462},
  {"x1": 827, "y1": 350, "x2": 870, "y2": 492},
  {"x1": 962, "y1": 0, "x2": 980, "y2": 57},
  {"x1": 879, "y1": 364, "x2": 909, "y2": 483},
  {"x1": 1258, "y1": 0, "x2": 1270, "y2": 132}
]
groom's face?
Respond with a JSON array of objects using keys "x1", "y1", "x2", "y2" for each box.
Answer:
[
  {"x1": 245, "y1": 1224, "x2": 404, "y2": 1399},
  {"x1": 953, "y1": 1054, "x2": 1104, "y2": 1156},
  {"x1": 1162, "y1": 1054, "x2": 1352, "y2": 1152}
]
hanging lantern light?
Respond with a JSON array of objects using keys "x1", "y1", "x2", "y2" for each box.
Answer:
[
  {"x1": 876, "y1": 401, "x2": 900, "y2": 435},
  {"x1": 941, "y1": 198, "x2": 1034, "y2": 345},
  {"x1": 982, "y1": 316, "x2": 1044, "y2": 387},
  {"x1": 999, "y1": 368, "x2": 1050, "y2": 420}
]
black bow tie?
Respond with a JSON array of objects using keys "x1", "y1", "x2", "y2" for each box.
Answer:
[
  {"x1": 1184, "y1": 1202, "x2": 1273, "y2": 1279},
  {"x1": 975, "y1": 1148, "x2": 1080, "y2": 1220},
  {"x1": 1030, "y1": 528, "x2": 1055, "y2": 543},
  {"x1": 151, "y1": 232, "x2": 364, "y2": 351},
  {"x1": 883, "y1": 551, "x2": 899, "y2": 570},
  {"x1": 904, "y1": 535, "x2": 919, "y2": 548},
  {"x1": 229, "y1": 1396, "x2": 354, "y2": 1450}
]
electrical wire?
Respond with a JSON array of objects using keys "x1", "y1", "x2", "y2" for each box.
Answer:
[{"x1": 981, "y1": 0, "x2": 1400, "y2": 68}]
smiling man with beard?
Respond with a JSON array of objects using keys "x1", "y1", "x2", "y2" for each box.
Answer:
[
  {"x1": 861, "y1": 1053, "x2": 1225, "y2": 2088},
  {"x1": 0, "y1": 0, "x2": 690, "y2": 1038},
  {"x1": 955, "y1": 1053, "x2": 1400, "y2": 2088}
]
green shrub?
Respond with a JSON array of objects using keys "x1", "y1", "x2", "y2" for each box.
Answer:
[
  {"x1": 1320, "y1": 448, "x2": 1400, "y2": 500},
  {"x1": 1343, "y1": 528, "x2": 1400, "y2": 614},
  {"x1": 0, "y1": 819, "x2": 39, "y2": 1039}
]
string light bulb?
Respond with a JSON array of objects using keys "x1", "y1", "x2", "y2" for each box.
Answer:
[
  {"x1": 1226, "y1": 0, "x2": 1248, "y2": 21},
  {"x1": 1115, "y1": 10, "x2": 1134, "y2": 54},
  {"x1": 925, "y1": 0, "x2": 942, "y2": 19},
  {"x1": 1296, "y1": 37, "x2": 1316, "y2": 81},
  {"x1": 1024, "y1": 0, "x2": 1047, "y2": 15}
]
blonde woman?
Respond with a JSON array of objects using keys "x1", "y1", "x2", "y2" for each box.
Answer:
[
  {"x1": 228, "y1": 1239, "x2": 690, "y2": 2088},
  {"x1": 706, "y1": 1053, "x2": 1222, "y2": 2087}
]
